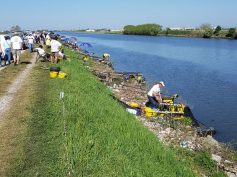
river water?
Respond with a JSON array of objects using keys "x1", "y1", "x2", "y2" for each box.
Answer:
[{"x1": 61, "y1": 32, "x2": 237, "y2": 147}]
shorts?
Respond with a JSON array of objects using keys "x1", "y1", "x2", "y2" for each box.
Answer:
[
  {"x1": 12, "y1": 49, "x2": 21, "y2": 56},
  {"x1": 51, "y1": 52, "x2": 59, "y2": 58}
]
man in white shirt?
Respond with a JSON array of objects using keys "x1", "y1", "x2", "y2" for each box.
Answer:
[
  {"x1": 27, "y1": 34, "x2": 34, "y2": 53},
  {"x1": 50, "y1": 36, "x2": 62, "y2": 63},
  {"x1": 147, "y1": 81, "x2": 165, "y2": 108},
  {"x1": 10, "y1": 32, "x2": 23, "y2": 65}
]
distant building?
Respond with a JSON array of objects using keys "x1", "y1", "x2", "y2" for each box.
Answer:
[
  {"x1": 184, "y1": 27, "x2": 196, "y2": 30},
  {"x1": 169, "y1": 27, "x2": 183, "y2": 30},
  {"x1": 84, "y1": 29, "x2": 122, "y2": 33},
  {"x1": 96, "y1": 29, "x2": 109, "y2": 33},
  {"x1": 110, "y1": 29, "x2": 122, "y2": 32},
  {"x1": 86, "y1": 29, "x2": 95, "y2": 32},
  {"x1": 169, "y1": 27, "x2": 195, "y2": 30}
]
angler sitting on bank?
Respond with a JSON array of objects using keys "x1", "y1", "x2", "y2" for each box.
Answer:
[
  {"x1": 35, "y1": 45, "x2": 50, "y2": 62},
  {"x1": 147, "y1": 81, "x2": 165, "y2": 108},
  {"x1": 102, "y1": 53, "x2": 110, "y2": 61}
]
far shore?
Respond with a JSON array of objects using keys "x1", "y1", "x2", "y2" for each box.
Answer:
[{"x1": 61, "y1": 30, "x2": 237, "y2": 40}]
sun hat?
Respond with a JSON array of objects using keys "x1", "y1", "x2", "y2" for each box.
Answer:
[{"x1": 159, "y1": 81, "x2": 165, "y2": 87}]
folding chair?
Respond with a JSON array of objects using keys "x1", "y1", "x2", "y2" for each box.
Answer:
[{"x1": 35, "y1": 50, "x2": 49, "y2": 63}]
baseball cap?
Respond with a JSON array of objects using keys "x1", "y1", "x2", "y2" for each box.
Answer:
[{"x1": 159, "y1": 81, "x2": 165, "y2": 87}]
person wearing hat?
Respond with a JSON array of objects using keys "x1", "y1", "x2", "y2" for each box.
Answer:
[
  {"x1": 103, "y1": 53, "x2": 110, "y2": 60},
  {"x1": 147, "y1": 81, "x2": 165, "y2": 108},
  {"x1": 10, "y1": 32, "x2": 23, "y2": 65}
]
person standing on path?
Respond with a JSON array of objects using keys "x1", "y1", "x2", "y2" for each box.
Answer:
[
  {"x1": 27, "y1": 34, "x2": 34, "y2": 53},
  {"x1": 0, "y1": 35, "x2": 11, "y2": 66},
  {"x1": 40, "y1": 33, "x2": 45, "y2": 45},
  {"x1": 10, "y1": 32, "x2": 23, "y2": 65}
]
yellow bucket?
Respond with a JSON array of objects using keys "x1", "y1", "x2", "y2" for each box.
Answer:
[
  {"x1": 50, "y1": 71, "x2": 58, "y2": 78},
  {"x1": 58, "y1": 72, "x2": 67, "y2": 79},
  {"x1": 83, "y1": 57, "x2": 90, "y2": 61},
  {"x1": 130, "y1": 102, "x2": 140, "y2": 108},
  {"x1": 144, "y1": 107, "x2": 158, "y2": 117}
]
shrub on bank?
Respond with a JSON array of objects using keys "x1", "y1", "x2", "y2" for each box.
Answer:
[
  {"x1": 226, "y1": 28, "x2": 237, "y2": 38},
  {"x1": 123, "y1": 24, "x2": 162, "y2": 36}
]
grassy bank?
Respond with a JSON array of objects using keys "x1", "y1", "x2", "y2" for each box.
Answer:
[
  {"x1": 3, "y1": 46, "x2": 227, "y2": 176},
  {"x1": 43, "y1": 48, "x2": 197, "y2": 176}
]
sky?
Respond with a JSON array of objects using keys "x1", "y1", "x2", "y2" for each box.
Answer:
[{"x1": 0, "y1": 0, "x2": 236, "y2": 31}]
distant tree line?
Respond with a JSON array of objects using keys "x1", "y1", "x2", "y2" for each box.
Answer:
[
  {"x1": 226, "y1": 28, "x2": 237, "y2": 39},
  {"x1": 198, "y1": 23, "x2": 237, "y2": 39},
  {"x1": 11, "y1": 25, "x2": 21, "y2": 32},
  {"x1": 163, "y1": 24, "x2": 237, "y2": 39},
  {"x1": 123, "y1": 24, "x2": 162, "y2": 36},
  {"x1": 0, "y1": 25, "x2": 21, "y2": 34},
  {"x1": 123, "y1": 23, "x2": 237, "y2": 39}
]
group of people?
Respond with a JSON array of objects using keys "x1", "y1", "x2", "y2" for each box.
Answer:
[
  {"x1": 35, "y1": 34, "x2": 63, "y2": 63},
  {"x1": 0, "y1": 32, "x2": 23, "y2": 66},
  {"x1": 0, "y1": 31, "x2": 63, "y2": 67},
  {"x1": 1, "y1": 29, "x2": 164, "y2": 108},
  {"x1": 26, "y1": 32, "x2": 63, "y2": 63}
]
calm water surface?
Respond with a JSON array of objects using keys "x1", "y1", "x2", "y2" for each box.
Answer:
[{"x1": 62, "y1": 32, "x2": 237, "y2": 147}]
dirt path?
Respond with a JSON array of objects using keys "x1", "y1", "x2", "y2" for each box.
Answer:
[
  {"x1": 0, "y1": 53, "x2": 37, "y2": 176},
  {"x1": 0, "y1": 53, "x2": 36, "y2": 120},
  {"x1": 0, "y1": 66, "x2": 6, "y2": 72}
]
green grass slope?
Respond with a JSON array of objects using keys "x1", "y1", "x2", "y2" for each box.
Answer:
[
  {"x1": 42, "y1": 48, "x2": 197, "y2": 177},
  {"x1": 9, "y1": 47, "x2": 226, "y2": 176}
]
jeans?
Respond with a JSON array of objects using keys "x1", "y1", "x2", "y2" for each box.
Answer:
[
  {"x1": 0, "y1": 52, "x2": 2, "y2": 66},
  {"x1": 147, "y1": 95, "x2": 160, "y2": 108},
  {"x1": 28, "y1": 43, "x2": 33, "y2": 53},
  {"x1": 4, "y1": 48, "x2": 11, "y2": 64}
]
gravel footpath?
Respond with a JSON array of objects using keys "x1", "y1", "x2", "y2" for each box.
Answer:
[
  {"x1": 0, "y1": 65, "x2": 7, "y2": 71},
  {"x1": 0, "y1": 54, "x2": 36, "y2": 121}
]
